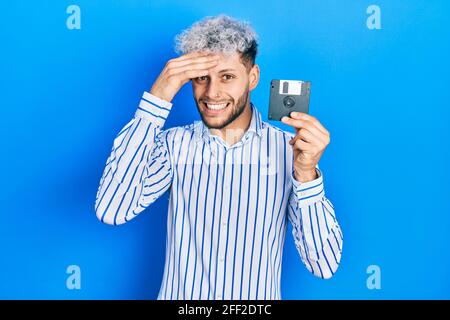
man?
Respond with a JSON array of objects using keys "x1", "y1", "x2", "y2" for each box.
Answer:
[{"x1": 95, "y1": 15, "x2": 343, "y2": 300}]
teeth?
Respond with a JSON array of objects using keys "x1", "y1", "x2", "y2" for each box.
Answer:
[{"x1": 206, "y1": 103, "x2": 228, "y2": 110}]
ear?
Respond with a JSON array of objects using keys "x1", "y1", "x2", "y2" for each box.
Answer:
[{"x1": 248, "y1": 64, "x2": 260, "y2": 91}]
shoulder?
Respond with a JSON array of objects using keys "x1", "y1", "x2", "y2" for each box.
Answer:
[
  {"x1": 155, "y1": 122, "x2": 197, "y2": 144},
  {"x1": 262, "y1": 120, "x2": 295, "y2": 141}
]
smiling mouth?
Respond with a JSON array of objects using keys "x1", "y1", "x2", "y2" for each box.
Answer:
[
  {"x1": 204, "y1": 101, "x2": 230, "y2": 110},
  {"x1": 201, "y1": 100, "x2": 231, "y2": 117}
]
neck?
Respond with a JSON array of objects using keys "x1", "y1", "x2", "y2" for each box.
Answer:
[{"x1": 210, "y1": 102, "x2": 253, "y2": 147}]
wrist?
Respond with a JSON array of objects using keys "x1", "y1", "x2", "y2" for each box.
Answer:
[
  {"x1": 294, "y1": 168, "x2": 317, "y2": 183},
  {"x1": 149, "y1": 87, "x2": 173, "y2": 103}
]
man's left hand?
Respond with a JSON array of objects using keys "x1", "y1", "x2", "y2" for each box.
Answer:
[{"x1": 281, "y1": 112, "x2": 330, "y2": 183}]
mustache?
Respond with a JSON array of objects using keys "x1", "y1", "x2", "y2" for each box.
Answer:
[{"x1": 199, "y1": 98, "x2": 233, "y2": 103}]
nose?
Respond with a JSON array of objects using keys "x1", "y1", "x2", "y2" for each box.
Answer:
[{"x1": 204, "y1": 78, "x2": 221, "y2": 100}]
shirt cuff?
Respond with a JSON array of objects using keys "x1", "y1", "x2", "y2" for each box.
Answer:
[
  {"x1": 292, "y1": 167, "x2": 325, "y2": 207},
  {"x1": 135, "y1": 91, "x2": 173, "y2": 126}
]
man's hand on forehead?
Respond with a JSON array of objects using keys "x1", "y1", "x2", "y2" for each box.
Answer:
[{"x1": 149, "y1": 51, "x2": 220, "y2": 102}]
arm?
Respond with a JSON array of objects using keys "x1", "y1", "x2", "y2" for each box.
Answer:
[
  {"x1": 95, "y1": 51, "x2": 220, "y2": 225},
  {"x1": 287, "y1": 165, "x2": 343, "y2": 279},
  {"x1": 95, "y1": 92, "x2": 173, "y2": 225},
  {"x1": 281, "y1": 112, "x2": 343, "y2": 278}
]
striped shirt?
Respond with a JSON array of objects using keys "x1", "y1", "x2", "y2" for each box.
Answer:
[{"x1": 95, "y1": 91, "x2": 343, "y2": 300}]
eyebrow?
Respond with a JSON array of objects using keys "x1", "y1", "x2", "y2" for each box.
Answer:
[{"x1": 218, "y1": 69, "x2": 236, "y2": 73}]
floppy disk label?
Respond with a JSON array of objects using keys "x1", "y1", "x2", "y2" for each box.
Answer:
[{"x1": 279, "y1": 80, "x2": 302, "y2": 95}]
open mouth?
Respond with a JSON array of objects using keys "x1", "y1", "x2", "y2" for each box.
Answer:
[{"x1": 203, "y1": 101, "x2": 230, "y2": 115}]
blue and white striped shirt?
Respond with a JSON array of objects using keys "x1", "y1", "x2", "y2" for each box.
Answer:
[{"x1": 95, "y1": 91, "x2": 343, "y2": 300}]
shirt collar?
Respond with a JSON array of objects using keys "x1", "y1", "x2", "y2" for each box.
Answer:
[{"x1": 194, "y1": 102, "x2": 263, "y2": 144}]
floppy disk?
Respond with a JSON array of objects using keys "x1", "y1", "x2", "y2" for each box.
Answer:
[{"x1": 268, "y1": 79, "x2": 311, "y2": 121}]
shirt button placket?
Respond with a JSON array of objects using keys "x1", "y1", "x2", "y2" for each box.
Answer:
[{"x1": 217, "y1": 149, "x2": 231, "y2": 300}]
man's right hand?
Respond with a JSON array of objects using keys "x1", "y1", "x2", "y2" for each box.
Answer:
[{"x1": 150, "y1": 51, "x2": 220, "y2": 102}]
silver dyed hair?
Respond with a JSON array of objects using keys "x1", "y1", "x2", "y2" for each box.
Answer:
[{"x1": 174, "y1": 15, "x2": 258, "y2": 56}]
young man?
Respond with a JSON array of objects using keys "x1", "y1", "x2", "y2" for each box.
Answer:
[{"x1": 95, "y1": 15, "x2": 343, "y2": 300}]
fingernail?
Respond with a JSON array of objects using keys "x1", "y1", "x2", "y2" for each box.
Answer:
[
  {"x1": 291, "y1": 112, "x2": 298, "y2": 117},
  {"x1": 281, "y1": 116, "x2": 288, "y2": 122}
]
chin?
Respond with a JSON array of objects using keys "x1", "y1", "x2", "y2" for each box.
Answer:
[
  {"x1": 202, "y1": 116, "x2": 229, "y2": 130},
  {"x1": 200, "y1": 103, "x2": 233, "y2": 128}
]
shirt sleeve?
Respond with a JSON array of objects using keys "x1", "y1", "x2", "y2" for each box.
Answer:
[
  {"x1": 287, "y1": 165, "x2": 344, "y2": 279},
  {"x1": 95, "y1": 91, "x2": 173, "y2": 225}
]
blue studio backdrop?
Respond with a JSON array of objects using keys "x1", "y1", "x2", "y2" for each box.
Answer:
[{"x1": 1, "y1": 1, "x2": 449, "y2": 299}]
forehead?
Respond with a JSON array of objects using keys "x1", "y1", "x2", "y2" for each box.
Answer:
[{"x1": 208, "y1": 52, "x2": 246, "y2": 74}]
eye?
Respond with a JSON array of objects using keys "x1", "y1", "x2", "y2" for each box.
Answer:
[
  {"x1": 196, "y1": 76, "x2": 208, "y2": 82},
  {"x1": 222, "y1": 74, "x2": 235, "y2": 81}
]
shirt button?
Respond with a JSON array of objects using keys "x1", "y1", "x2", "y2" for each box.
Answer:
[
  {"x1": 216, "y1": 294, "x2": 222, "y2": 299},
  {"x1": 219, "y1": 257, "x2": 224, "y2": 262},
  {"x1": 222, "y1": 221, "x2": 227, "y2": 227}
]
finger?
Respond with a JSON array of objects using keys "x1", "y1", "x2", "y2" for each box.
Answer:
[
  {"x1": 173, "y1": 51, "x2": 212, "y2": 62},
  {"x1": 169, "y1": 54, "x2": 220, "y2": 69},
  {"x1": 292, "y1": 138, "x2": 314, "y2": 151},
  {"x1": 180, "y1": 68, "x2": 212, "y2": 81},
  {"x1": 282, "y1": 116, "x2": 326, "y2": 142},
  {"x1": 289, "y1": 135, "x2": 308, "y2": 147},
  {"x1": 289, "y1": 129, "x2": 317, "y2": 147},
  {"x1": 282, "y1": 117, "x2": 328, "y2": 145},
  {"x1": 168, "y1": 60, "x2": 220, "y2": 77},
  {"x1": 281, "y1": 116, "x2": 301, "y2": 131},
  {"x1": 293, "y1": 128, "x2": 324, "y2": 146},
  {"x1": 295, "y1": 120, "x2": 328, "y2": 144},
  {"x1": 289, "y1": 112, "x2": 329, "y2": 135}
]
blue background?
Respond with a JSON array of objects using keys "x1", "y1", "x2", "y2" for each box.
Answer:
[{"x1": 1, "y1": 0, "x2": 449, "y2": 299}]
